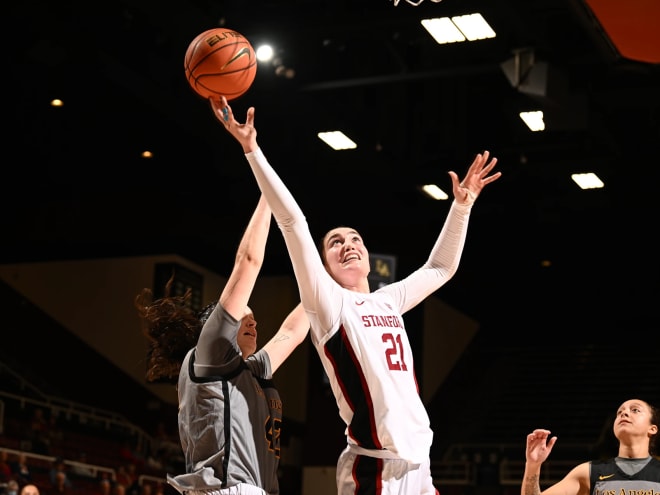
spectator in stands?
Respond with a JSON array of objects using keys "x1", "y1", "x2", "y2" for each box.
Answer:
[
  {"x1": 118, "y1": 439, "x2": 145, "y2": 471},
  {"x1": 0, "y1": 451, "x2": 13, "y2": 484},
  {"x1": 10, "y1": 452, "x2": 33, "y2": 485},
  {"x1": 115, "y1": 465, "x2": 130, "y2": 489},
  {"x1": 96, "y1": 478, "x2": 112, "y2": 495},
  {"x1": 48, "y1": 458, "x2": 72, "y2": 490},
  {"x1": 27, "y1": 408, "x2": 51, "y2": 455},
  {"x1": 115, "y1": 463, "x2": 138, "y2": 495},
  {"x1": 70, "y1": 452, "x2": 95, "y2": 480},
  {"x1": 18, "y1": 484, "x2": 39, "y2": 495},
  {"x1": 50, "y1": 470, "x2": 73, "y2": 495},
  {"x1": 521, "y1": 398, "x2": 659, "y2": 495},
  {"x1": 147, "y1": 422, "x2": 179, "y2": 472},
  {"x1": 3, "y1": 479, "x2": 19, "y2": 495}
]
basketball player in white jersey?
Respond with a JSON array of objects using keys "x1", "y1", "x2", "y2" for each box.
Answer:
[
  {"x1": 212, "y1": 95, "x2": 500, "y2": 495},
  {"x1": 135, "y1": 194, "x2": 309, "y2": 495}
]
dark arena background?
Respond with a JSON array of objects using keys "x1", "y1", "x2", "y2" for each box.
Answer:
[{"x1": 2, "y1": 1, "x2": 659, "y2": 494}]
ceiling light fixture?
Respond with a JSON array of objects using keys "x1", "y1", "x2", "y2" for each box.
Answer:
[
  {"x1": 317, "y1": 131, "x2": 357, "y2": 150},
  {"x1": 571, "y1": 173, "x2": 604, "y2": 190},
  {"x1": 421, "y1": 18, "x2": 465, "y2": 43},
  {"x1": 422, "y1": 13, "x2": 496, "y2": 44},
  {"x1": 255, "y1": 44, "x2": 274, "y2": 62},
  {"x1": 451, "y1": 14, "x2": 496, "y2": 41},
  {"x1": 420, "y1": 184, "x2": 449, "y2": 200},
  {"x1": 519, "y1": 111, "x2": 545, "y2": 131}
]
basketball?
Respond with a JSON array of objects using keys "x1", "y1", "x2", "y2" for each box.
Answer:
[{"x1": 184, "y1": 28, "x2": 257, "y2": 100}]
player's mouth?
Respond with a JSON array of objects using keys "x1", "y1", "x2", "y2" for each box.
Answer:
[{"x1": 343, "y1": 254, "x2": 360, "y2": 264}]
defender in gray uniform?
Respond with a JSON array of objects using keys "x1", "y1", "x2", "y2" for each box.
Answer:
[{"x1": 136, "y1": 195, "x2": 309, "y2": 495}]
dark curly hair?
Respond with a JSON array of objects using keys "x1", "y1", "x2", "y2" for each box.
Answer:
[{"x1": 135, "y1": 276, "x2": 211, "y2": 384}]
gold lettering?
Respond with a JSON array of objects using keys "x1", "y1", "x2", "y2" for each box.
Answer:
[{"x1": 375, "y1": 259, "x2": 391, "y2": 278}]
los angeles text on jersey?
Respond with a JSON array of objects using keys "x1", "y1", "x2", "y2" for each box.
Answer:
[
  {"x1": 595, "y1": 489, "x2": 660, "y2": 495},
  {"x1": 361, "y1": 314, "x2": 403, "y2": 328}
]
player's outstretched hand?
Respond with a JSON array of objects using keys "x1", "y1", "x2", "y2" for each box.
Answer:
[
  {"x1": 210, "y1": 96, "x2": 258, "y2": 154},
  {"x1": 448, "y1": 150, "x2": 501, "y2": 205}
]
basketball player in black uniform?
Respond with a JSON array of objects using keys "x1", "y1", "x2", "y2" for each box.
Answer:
[{"x1": 522, "y1": 398, "x2": 659, "y2": 495}]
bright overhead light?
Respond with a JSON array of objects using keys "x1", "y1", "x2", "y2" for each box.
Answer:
[
  {"x1": 571, "y1": 173, "x2": 604, "y2": 189},
  {"x1": 451, "y1": 14, "x2": 496, "y2": 41},
  {"x1": 421, "y1": 13, "x2": 495, "y2": 44},
  {"x1": 255, "y1": 44, "x2": 274, "y2": 62},
  {"x1": 317, "y1": 131, "x2": 357, "y2": 150},
  {"x1": 421, "y1": 184, "x2": 449, "y2": 200},
  {"x1": 519, "y1": 111, "x2": 545, "y2": 131},
  {"x1": 421, "y1": 18, "x2": 465, "y2": 44}
]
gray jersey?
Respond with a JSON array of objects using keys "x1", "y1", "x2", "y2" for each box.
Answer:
[
  {"x1": 590, "y1": 457, "x2": 660, "y2": 494},
  {"x1": 168, "y1": 303, "x2": 282, "y2": 495}
]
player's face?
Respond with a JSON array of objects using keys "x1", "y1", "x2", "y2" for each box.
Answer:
[
  {"x1": 237, "y1": 307, "x2": 258, "y2": 358},
  {"x1": 613, "y1": 399, "x2": 658, "y2": 442},
  {"x1": 322, "y1": 227, "x2": 370, "y2": 287}
]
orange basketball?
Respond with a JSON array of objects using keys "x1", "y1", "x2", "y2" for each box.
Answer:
[{"x1": 184, "y1": 28, "x2": 257, "y2": 101}]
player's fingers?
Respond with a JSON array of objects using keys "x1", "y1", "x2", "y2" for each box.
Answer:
[{"x1": 246, "y1": 107, "x2": 255, "y2": 126}]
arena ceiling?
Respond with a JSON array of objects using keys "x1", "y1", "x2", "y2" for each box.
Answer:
[{"x1": 4, "y1": 0, "x2": 659, "y2": 331}]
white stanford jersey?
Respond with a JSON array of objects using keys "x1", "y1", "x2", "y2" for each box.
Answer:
[
  {"x1": 315, "y1": 287, "x2": 433, "y2": 463},
  {"x1": 246, "y1": 147, "x2": 473, "y2": 465}
]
